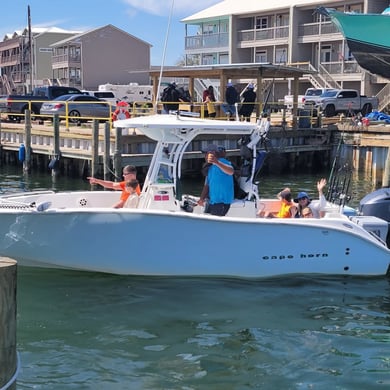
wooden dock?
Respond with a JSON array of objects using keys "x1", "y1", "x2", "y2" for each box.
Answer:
[{"x1": 0, "y1": 113, "x2": 389, "y2": 184}]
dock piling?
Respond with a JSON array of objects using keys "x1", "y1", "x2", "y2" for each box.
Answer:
[{"x1": 0, "y1": 258, "x2": 18, "y2": 390}]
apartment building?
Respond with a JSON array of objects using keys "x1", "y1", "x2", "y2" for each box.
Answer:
[
  {"x1": 0, "y1": 24, "x2": 151, "y2": 94},
  {"x1": 50, "y1": 25, "x2": 151, "y2": 90},
  {"x1": 0, "y1": 27, "x2": 80, "y2": 94},
  {"x1": 182, "y1": 0, "x2": 389, "y2": 104}
]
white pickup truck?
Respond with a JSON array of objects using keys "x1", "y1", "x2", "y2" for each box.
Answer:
[{"x1": 313, "y1": 89, "x2": 379, "y2": 117}]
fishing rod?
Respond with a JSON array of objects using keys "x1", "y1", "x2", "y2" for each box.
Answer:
[{"x1": 326, "y1": 131, "x2": 344, "y2": 201}]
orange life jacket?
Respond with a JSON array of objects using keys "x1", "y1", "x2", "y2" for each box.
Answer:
[{"x1": 277, "y1": 199, "x2": 294, "y2": 218}]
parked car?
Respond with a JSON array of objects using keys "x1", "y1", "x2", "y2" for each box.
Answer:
[
  {"x1": 40, "y1": 94, "x2": 111, "y2": 123},
  {"x1": 81, "y1": 90, "x2": 117, "y2": 107},
  {"x1": 313, "y1": 89, "x2": 379, "y2": 117},
  {"x1": 0, "y1": 86, "x2": 83, "y2": 122},
  {"x1": 302, "y1": 88, "x2": 336, "y2": 108}
]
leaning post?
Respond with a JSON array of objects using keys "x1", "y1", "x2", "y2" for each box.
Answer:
[{"x1": 0, "y1": 258, "x2": 18, "y2": 390}]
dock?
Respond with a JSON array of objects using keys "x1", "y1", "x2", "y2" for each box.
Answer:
[{"x1": 0, "y1": 112, "x2": 389, "y2": 185}]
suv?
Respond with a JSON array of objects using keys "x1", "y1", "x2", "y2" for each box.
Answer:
[
  {"x1": 303, "y1": 88, "x2": 336, "y2": 107},
  {"x1": 82, "y1": 90, "x2": 117, "y2": 107}
]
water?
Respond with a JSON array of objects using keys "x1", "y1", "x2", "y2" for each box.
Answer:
[{"x1": 1, "y1": 166, "x2": 389, "y2": 389}]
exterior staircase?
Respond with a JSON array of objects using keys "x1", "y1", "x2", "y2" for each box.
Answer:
[
  {"x1": 0, "y1": 74, "x2": 15, "y2": 94},
  {"x1": 376, "y1": 83, "x2": 390, "y2": 112}
]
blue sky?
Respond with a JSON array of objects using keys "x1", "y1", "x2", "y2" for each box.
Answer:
[{"x1": 0, "y1": 0, "x2": 221, "y2": 66}]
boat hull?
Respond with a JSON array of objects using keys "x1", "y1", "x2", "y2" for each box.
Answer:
[
  {"x1": 0, "y1": 205, "x2": 388, "y2": 277},
  {"x1": 320, "y1": 8, "x2": 390, "y2": 79}
]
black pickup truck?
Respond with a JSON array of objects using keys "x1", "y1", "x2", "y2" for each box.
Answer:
[{"x1": 0, "y1": 86, "x2": 82, "y2": 122}]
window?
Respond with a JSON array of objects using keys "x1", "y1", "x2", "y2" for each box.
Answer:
[
  {"x1": 275, "y1": 48, "x2": 287, "y2": 64},
  {"x1": 320, "y1": 45, "x2": 332, "y2": 62},
  {"x1": 255, "y1": 50, "x2": 267, "y2": 63},
  {"x1": 255, "y1": 17, "x2": 268, "y2": 29}
]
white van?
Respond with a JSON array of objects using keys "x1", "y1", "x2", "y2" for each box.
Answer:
[{"x1": 81, "y1": 90, "x2": 117, "y2": 107}]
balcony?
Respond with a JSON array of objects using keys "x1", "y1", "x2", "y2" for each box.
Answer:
[
  {"x1": 185, "y1": 32, "x2": 229, "y2": 51},
  {"x1": 238, "y1": 26, "x2": 289, "y2": 45},
  {"x1": 52, "y1": 54, "x2": 81, "y2": 69},
  {"x1": 321, "y1": 61, "x2": 361, "y2": 75},
  {"x1": 0, "y1": 54, "x2": 21, "y2": 67},
  {"x1": 298, "y1": 22, "x2": 341, "y2": 41}
]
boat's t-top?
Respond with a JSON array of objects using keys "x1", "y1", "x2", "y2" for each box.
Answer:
[{"x1": 114, "y1": 112, "x2": 270, "y2": 211}]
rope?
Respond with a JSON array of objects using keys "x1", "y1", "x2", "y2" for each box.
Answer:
[
  {"x1": 0, "y1": 351, "x2": 21, "y2": 390},
  {"x1": 0, "y1": 201, "x2": 35, "y2": 210}
]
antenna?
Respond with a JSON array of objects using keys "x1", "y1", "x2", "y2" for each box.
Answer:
[{"x1": 154, "y1": 0, "x2": 175, "y2": 112}]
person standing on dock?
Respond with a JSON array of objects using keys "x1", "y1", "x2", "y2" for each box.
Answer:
[
  {"x1": 239, "y1": 84, "x2": 256, "y2": 122},
  {"x1": 87, "y1": 165, "x2": 140, "y2": 208}
]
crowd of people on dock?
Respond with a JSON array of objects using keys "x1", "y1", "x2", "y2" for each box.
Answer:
[{"x1": 160, "y1": 81, "x2": 258, "y2": 121}]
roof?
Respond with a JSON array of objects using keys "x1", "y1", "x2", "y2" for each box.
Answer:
[
  {"x1": 149, "y1": 63, "x2": 313, "y2": 80},
  {"x1": 50, "y1": 24, "x2": 151, "y2": 48},
  {"x1": 182, "y1": 0, "x2": 339, "y2": 23},
  {"x1": 2, "y1": 27, "x2": 82, "y2": 41}
]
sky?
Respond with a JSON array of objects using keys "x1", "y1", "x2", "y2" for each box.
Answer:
[{"x1": 1, "y1": 0, "x2": 221, "y2": 66}]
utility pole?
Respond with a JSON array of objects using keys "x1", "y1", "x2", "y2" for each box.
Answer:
[{"x1": 28, "y1": 5, "x2": 33, "y2": 93}]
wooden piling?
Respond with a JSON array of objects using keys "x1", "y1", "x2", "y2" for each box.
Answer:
[
  {"x1": 0, "y1": 258, "x2": 17, "y2": 390},
  {"x1": 51, "y1": 114, "x2": 61, "y2": 178},
  {"x1": 23, "y1": 110, "x2": 32, "y2": 174},
  {"x1": 91, "y1": 119, "x2": 99, "y2": 178},
  {"x1": 383, "y1": 147, "x2": 390, "y2": 188},
  {"x1": 114, "y1": 127, "x2": 122, "y2": 181},
  {"x1": 104, "y1": 122, "x2": 111, "y2": 181}
]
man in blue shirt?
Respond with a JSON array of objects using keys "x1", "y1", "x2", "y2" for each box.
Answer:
[{"x1": 197, "y1": 144, "x2": 234, "y2": 216}]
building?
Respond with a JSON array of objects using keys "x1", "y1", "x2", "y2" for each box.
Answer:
[
  {"x1": 51, "y1": 25, "x2": 151, "y2": 90},
  {"x1": 182, "y1": 0, "x2": 390, "y2": 109},
  {"x1": 0, "y1": 27, "x2": 80, "y2": 94},
  {"x1": 0, "y1": 24, "x2": 151, "y2": 94}
]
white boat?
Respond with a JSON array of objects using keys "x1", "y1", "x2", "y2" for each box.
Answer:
[{"x1": 0, "y1": 113, "x2": 389, "y2": 277}]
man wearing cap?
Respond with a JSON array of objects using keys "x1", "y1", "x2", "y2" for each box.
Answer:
[
  {"x1": 221, "y1": 82, "x2": 239, "y2": 119},
  {"x1": 294, "y1": 178, "x2": 327, "y2": 218},
  {"x1": 239, "y1": 84, "x2": 257, "y2": 121},
  {"x1": 197, "y1": 144, "x2": 234, "y2": 216},
  {"x1": 161, "y1": 82, "x2": 181, "y2": 114}
]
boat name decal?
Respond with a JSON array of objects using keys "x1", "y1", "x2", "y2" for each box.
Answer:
[{"x1": 262, "y1": 253, "x2": 329, "y2": 260}]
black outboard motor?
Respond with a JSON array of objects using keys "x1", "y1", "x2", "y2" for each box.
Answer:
[
  {"x1": 359, "y1": 188, "x2": 390, "y2": 247},
  {"x1": 359, "y1": 188, "x2": 390, "y2": 222}
]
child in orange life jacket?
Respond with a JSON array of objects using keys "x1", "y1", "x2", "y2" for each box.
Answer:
[
  {"x1": 112, "y1": 101, "x2": 131, "y2": 121},
  {"x1": 258, "y1": 187, "x2": 297, "y2": 218}
]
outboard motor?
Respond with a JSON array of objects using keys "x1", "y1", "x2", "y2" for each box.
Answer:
[
  {"x1": 359, "y1": 188, "x2": 390, "y2": 222},
  {"x1": 359, "y1": 188, "x2": 390, "y2": 247}
]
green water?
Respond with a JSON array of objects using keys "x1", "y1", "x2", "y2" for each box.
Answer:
[{"x1": 1, "y1": 166, "x2": 388, "y2": 389}]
